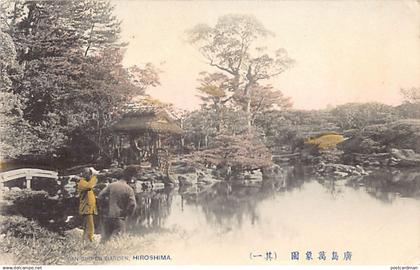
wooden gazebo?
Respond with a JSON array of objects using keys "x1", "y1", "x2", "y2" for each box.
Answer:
[{"x1": 110, "y1": 108, "x2": 183, "y2": 167}]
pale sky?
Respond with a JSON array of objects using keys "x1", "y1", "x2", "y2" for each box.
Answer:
[{"x1": 112, "y1": 0, "x2": 420, "y2": 111}]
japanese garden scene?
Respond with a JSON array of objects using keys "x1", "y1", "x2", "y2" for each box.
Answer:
[{"x1": 0, "y1": 0, "x2": 419, "y2": 265}]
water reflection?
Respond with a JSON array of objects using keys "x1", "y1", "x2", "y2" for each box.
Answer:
[
  {"x1": 128, "y1": 189, "x2": 173, "y2": 233},
  {"x1": 176, "y1": 166, "x2": 308, "y2": 229},
  {"x1": 195, "y1": 183, "x2": 260, "y2": 228},
  {"x1": 125, "y1": 166, "x2": 420, "y2": 234},
  {"x1": 53, "y1": 165, "x2": 420, "y2": 241},
  {"x1": 36, "y1": 165, "x2": 420, "y2": 263},
  {"x1": 317, "y1": 178, "x2": 346, "y2": 200},
  {"x1": 346, "y1": 168, "x2": 420, "y2": 203}
]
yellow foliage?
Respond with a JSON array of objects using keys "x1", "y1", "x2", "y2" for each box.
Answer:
[
  {"x1": 198, "y1": 85, "x2": 226, "y2": 98},
  {"x1": 305, "y1": 134, "x2": 345, "y2": 149}
]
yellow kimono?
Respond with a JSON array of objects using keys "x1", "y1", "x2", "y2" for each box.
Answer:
[{"x1": 77, "y1": 175, "x2": 97, "y2": 241}]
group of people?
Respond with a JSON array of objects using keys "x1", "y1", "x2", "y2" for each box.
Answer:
[{"x1": 76, "y1": 166, "x2": 138, "y2": 243}]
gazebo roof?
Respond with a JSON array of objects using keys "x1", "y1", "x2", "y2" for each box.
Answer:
[{"x1": 110, "y1": 109, "x2": 183, "y2": 135}]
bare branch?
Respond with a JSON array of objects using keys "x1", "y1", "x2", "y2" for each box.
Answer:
[{"x1": 210, "y1": 59, "x2": 236, "y2": 75}]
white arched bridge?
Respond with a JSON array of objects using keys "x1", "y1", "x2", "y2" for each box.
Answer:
[{"x1": 0, "y1": 168, "x2": 59, "y2": 189}]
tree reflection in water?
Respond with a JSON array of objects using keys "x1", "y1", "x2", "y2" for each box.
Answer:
[
  {"x1": 345, "y1": 168, "x2": 420, "y2": 203},
  {"x1": 317, "y1": 178, "x2": 345, "y2": 200},
  {"x1": 179, "y1": 165, "x2": 307, "y2": 230},
  {"x1": 128, "y1": 188, "x2": 174, "y2": 233},
  {"x1": 122, "y1": 166, "x2": 420, "y2": 237}
]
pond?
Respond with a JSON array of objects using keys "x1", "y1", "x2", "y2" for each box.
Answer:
[{"x1": 123, "y1": 166, "x2": 420, "y2": 264}]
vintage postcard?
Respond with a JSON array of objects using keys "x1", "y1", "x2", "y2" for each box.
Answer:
[{"x1": 0, "y1": 0, "x2": 419, "y2": 268}]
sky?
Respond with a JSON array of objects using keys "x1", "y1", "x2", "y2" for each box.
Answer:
[{"x1": 112, "y1": 0, "x2": 420, "y2": 111}]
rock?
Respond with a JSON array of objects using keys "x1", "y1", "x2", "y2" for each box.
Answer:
[
  {"x1": 368, "y1": 161, "x2": 381, "y2": 166},
  {"x1": 0, "y1": 185, "x2": 9, "y2": 191},
  {"x1": 244, "y1": 170, "x2": 263, "y2": 181},
  {"x1": 355, "y1": 165, "x2": 368, "y2": 175},
  {"x1": 334, "y1": 171, "x2": 349, "y2": 177},
  {"x1": 339, "y1": 120, "x2": 420, "y2": 166},
  {"x1": 177, "y1": 174, "x2": 197, "y2": 186},
  {"x1": 196, "y1": 168, "x2": 221, "y2": 184},
  {"x1": 324, "y1": 166, "x2": 335, "y2": 173},
  {"x1": 170, "y1": 157, "x2": 224, "y2": 185},
  {"x1": 171, "y1": 164, "x2": 196, "y2": 174},
  {"x1": 151, "y1": 182, "x2": 165, "y2": 190},
  {"x1": 316, "y1": 163, "x2": 370, "y2": 178},
  {"x1": 262, "y1": 164, "x2": 284, "y2": 179},
  {"x1": 338, "y1": 136, "x2": 385, "y2": 154},
  {"x1": 389, "y1": 148, "x2": 420, "y2": 167}
]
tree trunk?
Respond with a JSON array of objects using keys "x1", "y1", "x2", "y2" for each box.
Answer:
[
  {"x1": 215, "y1": 102, "x2": 222, "y2": 132},
  {"x1": 243, "y1": 80, "x2": 254, "y2": 131},
  {"x1": 129, "y1": 135, "x2": 142, "y2": 164},
  {"x1": 181, "y1": 137, "x2": 185, "y2": 149},
  {"x1": 245, "y1": 97, "x2": 252, "y2": 128}
]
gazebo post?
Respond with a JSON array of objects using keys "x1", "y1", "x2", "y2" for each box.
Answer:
[
  {"x1": 150, "y1": 132, "x2": 159, "y2": 168},
  {"x1": 119, "y1": 134, "x2": 123, "y2": 165},
  {"x1": 157, "y1": 134, "x2": 161, "y2": 148}
]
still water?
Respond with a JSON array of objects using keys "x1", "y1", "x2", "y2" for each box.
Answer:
[{"x1": 124, "y1": 167, "x2": 420, "y2": 264}]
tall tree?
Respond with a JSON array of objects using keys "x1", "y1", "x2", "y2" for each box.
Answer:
[
  {"x1": 78, "y1": 0, "x2": 123, "y2": 56},
  {"x1": 0, "y1": 0, "x2": 160, "y2": 161},
  {"x1": 0, "y1": 29, "x2": 36, "y2": 158},
  {"x1": 401, "y1": 87, "x2": 420, "y2": 104},
  {"x1": 183, "y1": 108, "x2": 218, "y2": 150},
  {"x1": 1, "y1": 1, "x2": 102, "y2": 153},
  {"x1": 331, "y1": 103, "x2": 398, "y2": 130},
  {"x1": 196, "y1": 72, "x2": 234, "y2": 132},
  {"x1": 398, "y1": 87, "x2": 420, "y2": 119},
  {"x1": 187, "y1": 14, "x2": 294, "y2": 129},
  {"x1": 233, "y1": 83, "x2": 292, "y2": 125}
]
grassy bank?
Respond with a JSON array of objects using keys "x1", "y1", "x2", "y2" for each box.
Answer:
[{"x1": 0, "y1": 215, "x2": 178, "y2": 265}]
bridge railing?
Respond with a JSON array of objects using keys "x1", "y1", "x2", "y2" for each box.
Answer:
[{"x1": 0, "y1": 168, "x2": 59, "y2": 189}]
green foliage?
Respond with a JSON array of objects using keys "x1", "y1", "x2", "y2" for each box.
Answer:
[
  {"x1": 221, "y1": 108, "x2": 248, "y2": 135},
  {"x1": 0, "y1": 91, "x2": 37, "y2": 158},
  {"x1": 183, "y1": 109, "x2": 218, "y2": 149},
  {"x1": 193, "y1": 132, "x2": 273, "y2": 171},
  {"x1": 0, "y1": 29, "x2": 19, "y2": 89},
  {"x1": 0, "y1": 29, "x2": 34, "y2": 158},
  {"x1": 183, "y1": 107, "x2": 249, "y2": 150},
  {"x1": 396, "y1": 102, "x2": 420, "y2": 119},
  {"x1": 401, "y1": 87, "x2": 420, "y2": 104},
  {"x1": 188, "y1": 14, "x2": 294, "y2": 128},
  {"x1": 3, "y1": 1, "x2": 129, "y2": 157},
  {"x1": 197, "y1": 72, "x2": 231, "y2": 99},
  {"x1": 254, "y1": 109, "x2": 339, "y2": 153},
  {"x1": 0, "y1": 215, "x2": 53, "y2": 239},
  {"x1": 234, "y1": 84, "x2": 292, "y2": 124},
  {"x1": 339, "y1": 119, "x2": 420, "y2": 154},
  {"x1": 1, "y1": 189, "x2": 79, "y2": 232},
  {"x1": 331, "y1": 102, "x2": 399, "y2": 130},
  {"x1": 0, "y1": 224, "x2": 176, "y2": 264},
  {"x1": 0, "y1": 0, "x2": 160, "y2": 161},
  {"x1": 0, "y1": 215, "x2": 79, "y2": 264}
]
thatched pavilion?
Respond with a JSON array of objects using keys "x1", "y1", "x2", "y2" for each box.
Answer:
[{"x1": 110, "y1": 108, "x2": 183, "y2": 168}]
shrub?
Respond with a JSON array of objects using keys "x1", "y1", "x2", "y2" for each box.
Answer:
[
  {"x1": 0, "y1": 215, "x2": 53, "y2": 239},
  {"x1": 1, "y1": 189, "x2": 79, "y2": 232},
  {"x1": 192, "y1": 132, "x2": 273, "y2": 173}
]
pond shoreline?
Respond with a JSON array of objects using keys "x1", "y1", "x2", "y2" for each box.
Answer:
[{"x1": 1, "y1": 165, "x2": 419, "y2": 264}]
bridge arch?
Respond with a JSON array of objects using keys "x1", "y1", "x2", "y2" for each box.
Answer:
[{"x1": 0, "y1": 168, "x2": 58, "y2": 189}]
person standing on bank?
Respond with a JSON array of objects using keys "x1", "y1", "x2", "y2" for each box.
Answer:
[
  {"x1": 77, "y1": 167, "x2": 99, "y2": 242},
  {"x1": 98, "y1": 166, "x2": 137, "y2": 242}
]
